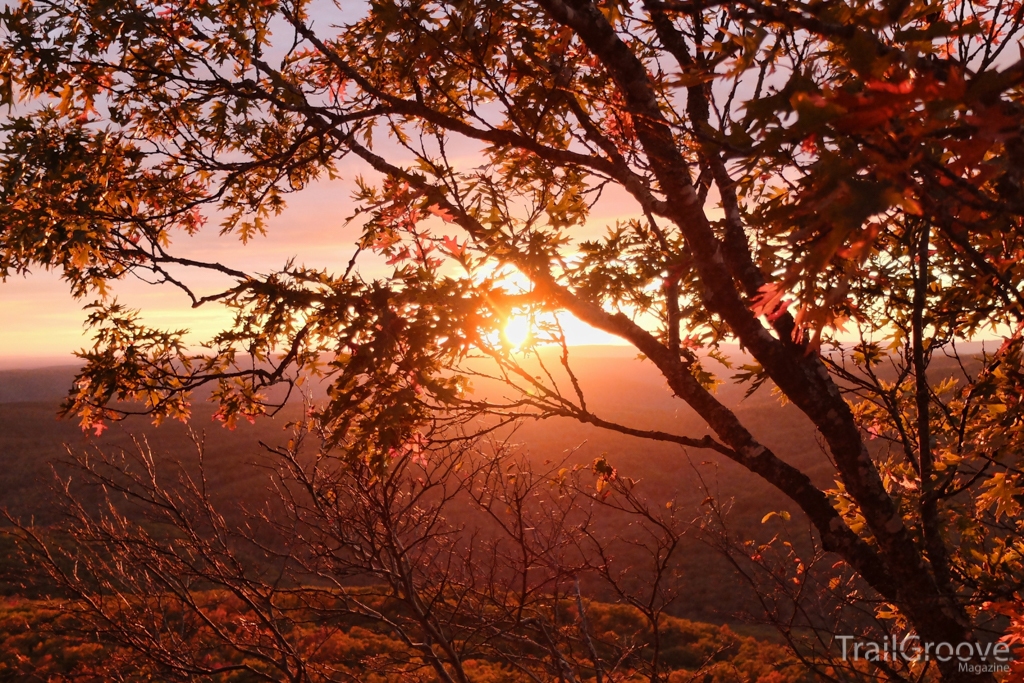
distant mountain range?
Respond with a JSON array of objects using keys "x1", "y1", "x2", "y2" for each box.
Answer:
[{"x1": 0, "y1": 365, "x2": 80, "y2": 404}]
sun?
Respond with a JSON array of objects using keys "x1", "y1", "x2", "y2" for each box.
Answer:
[{"x1": 503, "y1": 315, "x2": 532, "y2": 350}]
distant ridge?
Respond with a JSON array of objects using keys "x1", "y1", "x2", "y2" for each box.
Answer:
[
  {"x1": 0, "y1": 356, "x2": 79, "y2": 371},
  {"x1": 0, "y1": 365, "x2": 79, "y2": 404},
  {"x1": 0, "y1": 346, "x2": 644, "y2": 406},
  {"x1": 0, "y1": 340, "x2": 995, "y2": 406}
]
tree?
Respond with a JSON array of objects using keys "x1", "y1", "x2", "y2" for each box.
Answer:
[
  {"x1": 8, "y1": 425, "x2": 725, "y2": 682},
  {"x1": 8, "y1": 417, "x2": 818, "y2": 682},
  {"x1": 1, "y1": 0, "x2": 1023, "y2": 680}
]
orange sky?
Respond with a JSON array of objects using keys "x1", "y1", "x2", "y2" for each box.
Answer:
[{"x1": 0, "y1": 168, "x2": 635, "y2": 368}]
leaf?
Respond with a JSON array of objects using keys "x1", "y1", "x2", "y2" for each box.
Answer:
[
  {"x1": 761, "y1": 510, "x2": 791, "y2": 523},
  {"x1": 441, "y1": 235, "x2": 465, "y2": 258},
  {"x1": 978, "y1": 473, "x2": 1023, "y2": 521},
  {"x1": 427, "y1": 204, "x2": 454, "y2": 222},
  {"x1": 386, "y1": 246, "x2": 411, "y2": 265}
]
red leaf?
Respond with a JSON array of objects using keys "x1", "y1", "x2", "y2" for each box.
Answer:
[
  {"x1": 386, "y1": 246, "x2": 411, "y2": 265},
  {"x1": 441, "y1": 235, "x2": 465, "y2": 258}
]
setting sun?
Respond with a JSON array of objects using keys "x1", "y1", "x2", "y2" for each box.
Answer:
[{"x1": 503, "y1": 315, "x2": 532, "y2": 350}]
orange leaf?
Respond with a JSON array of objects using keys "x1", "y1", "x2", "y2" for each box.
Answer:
[{"x1": 427, "y1": 204, "x2": 454, "y2": 223}]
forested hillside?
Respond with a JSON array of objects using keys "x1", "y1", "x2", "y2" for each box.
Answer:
[
  {"x1": 0, "y1": 592, "x2": 812, "y2": 682},
  {"x1": 0, "y1": 349, "x2": 826, "y2": 623}
]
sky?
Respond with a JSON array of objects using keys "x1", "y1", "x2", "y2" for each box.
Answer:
[
  {"x1": 0, "y1": 158, "x2": 636, "y2": 369},
  {"x1": 0, "y1": 0, "x2": 816, "y2": 369},
  {"x1": 0, "y1": 0, "x2": 777, "y2": 369}
]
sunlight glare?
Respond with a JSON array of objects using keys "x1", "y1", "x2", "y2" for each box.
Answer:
[{"x1": 503, "y1": 315, "x2": 532, "y2": 350}]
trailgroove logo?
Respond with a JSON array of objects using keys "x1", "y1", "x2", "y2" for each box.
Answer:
[{"x1": 836, "y1": 635, "x2": 1012, "y2": 673}]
